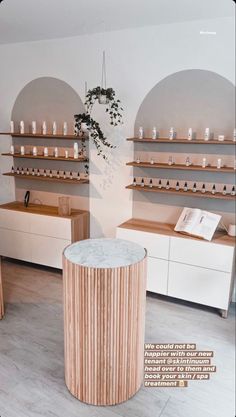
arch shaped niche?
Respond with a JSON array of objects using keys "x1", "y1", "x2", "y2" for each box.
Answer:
[
  {"x1": 133, "y1": 69, "x2": 235, "y2": 220},
  {"x1": 11, "y1": 77, "x2": 89, "y2": 208}
]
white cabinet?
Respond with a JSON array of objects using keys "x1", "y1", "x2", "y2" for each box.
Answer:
[
  {"x1": 117, "y1": 219, "x2": 235, "y2": 317},
  {"x1": 0, "y1": 202, "x2": 89, "y2": 269}
]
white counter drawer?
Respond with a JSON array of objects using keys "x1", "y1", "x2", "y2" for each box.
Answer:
[
  {"x1": 170, "y1": 236, "x2": 234, "y2": 272},
  {"x1": 31, "y1": 235, "x2": 70, "y2": 268},
  {"x1": 30, "y1": 214, "x2": 71, "y2": 240},
  {"x1": 116, "y1": 228, "x2": 169, "y2": 259},
  {"x1": 168, "y1": 261, "x2": 231, "y2": 310},
  {"x1": 0, "y1": 228, "x2": 31, "y2": 262},
  {"x1": 0, "y1": 209, "x2": 30, "y2": 233},
  {"x1": 147, "y1": 257, "x2": 168, "y2": 295}
]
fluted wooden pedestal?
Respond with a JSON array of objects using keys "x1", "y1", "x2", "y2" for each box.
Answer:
[
  {"x1": 0, "y1": 257, "x2": 4, "y2": 319},
  {"x1": 63, "y1": 238, "x2": 147, "y2": 405}
]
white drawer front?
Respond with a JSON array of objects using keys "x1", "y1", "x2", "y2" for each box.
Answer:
[
  {"x1": 170, "y1": 236, "x2": 234, "y2": 272},
  {"x1": 147, "y1": 257, "x2": 168, "y2": 295},
  {"x1": 0, "y1": 228, "x2": 31, "y2": 262},
  {"x1": 168, "y1": 261, "x2": 231, "y2": 310},
  {"x1": 116, "y1": 228, "x2": 169, "y2": 259},
  {"x1": 0, "y1": 209, "x2": 30, "y2": 233},
  {"x1": 31, "y1": 235, "x2": 70, "y2": 268},
  {"x1": 30, "y1": 214, "x2": 71, "y2": 240}
]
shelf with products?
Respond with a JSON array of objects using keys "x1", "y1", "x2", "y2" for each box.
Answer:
[
  {"x1": 0, "y1": 132, "x2": 88, "y2": 140},
  {"x1": 126, "y1": 183, "x2": 235, "y2": 201},
  {"x1": 1, "y1": 153, "x2": 89, "y2": 162},
  {"x1": 127, "y1": 161, "x2": 235, "y2": 173},
  {"x1": 3, "y1": 172, "x2": 89, "y2": 185},
  {"x1": 127, "y1": 137, "x2": 235, "y2": 145}
]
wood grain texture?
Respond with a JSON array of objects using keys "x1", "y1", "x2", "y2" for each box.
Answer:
[
  {"x1": 0, "y1": 201, "x2": 89, "y2": 219},
  {"x1": 3, "y1": 172, "x2": 89, "y2": 185},
  {"x1": 0, "y1": 132, "x2": 88, "y2": 140},
  {"x1": 127, "y1": 137, "x2": 235, "y2": 145},
  {"x1": 63, "y1": 254, "x2": 147, "y2": 405},
  {"x1": 2, "y1": 153, "x2": 88, "y2": 162},
  {"x1": 0, "y1": 257, "x2": 4, "y2": 319},
  {"x1": 127, "y1": 161, "x2": 235, "y2": 173}
]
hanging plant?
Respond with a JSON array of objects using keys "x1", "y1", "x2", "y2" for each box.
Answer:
[
  {"x1": 74, "y1": 113, "x2": 115, "y2": 160},
  {"x1": 85, "y1": 86, "x2": 123, "y2": 126}
]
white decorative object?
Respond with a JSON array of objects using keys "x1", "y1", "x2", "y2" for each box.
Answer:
[
  {"x1": 168, "y1": 156, "x2": 174, "y2": 166},
  {"x1": 202, "y1": 158, "x2": 207, "y2": 168},
  {"x1": 136, "y1": 156, "x2": 140, "y2": 164},
  {"x1": 32, "y1": 146, "x2": 37, "y2": 156},
  {"x1": 42, "y1": 121, "x2": 47, "y2": 135},
  {"x1": 169, "y1": 127, "x2": 175, "y2": 140},
  {"x1": 73, "y1": 142, "x2": 79, "y2": 159},
  {"x1": 138, "y1": 127, "x2": 144, "y2": 140},
  {"x1": 81, "y1": 123, "x2": 89, "y2": 133},
  {"x1": 233, "y1": 128, "x2": 236, "y2": 142},
  {"x1": 150, "y1": 158, "x2": 154, "y2": 165},
  {"x1": 20, "y1": 146, "x2": 25, "y2": 156},
  {"x1": 10, "y1": 145, "x2": 14, "y2": 155},
  {"x1": 54, "y1": 147, "x2": 59, "y2": 158},
  {"x1": 217, "y1": 158, "x2": 222, "y2": 169},
  {"x1": 44, "y1": 147, "x2": 48, "y2": 157},
  {"x1": 52, "y1": 121, "x2": 57, "y2": 135},
  {"x1": 204, "y1": 128, "x2": 210, "y2": 141},
  {"x1": 32, "y1": 121, "x2": 37, "y2": 135},
  {"x1": 65, "y1": 150, "x2": 69, "y2": 159},
  {"x1": 20, "y1": 121, "x2": 25, "y2": 134},
  {"x1": 63, "y1": 122, "x2": 68, "y2": 136},
  {"x1": 187, "y1": 128, "x2": 193, "y2": 141},
  {"x1": 10, "y1": 121, "x2": 14, "y2": 134},
  {"x1": 152, "y1": 127, "x2": 157, "y2": 140},
  {"x1": 185, "y1": 157, "x2": 191, "y2": 166},
  {"x1": 218, "y1": 135, "x2": 225, "y2": 142}
]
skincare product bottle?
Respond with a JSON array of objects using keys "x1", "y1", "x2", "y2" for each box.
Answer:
[
  {"x1": 56, "y1": 170, "x2": 60, "y2": 179},
  {"x1": 63, "y1": 171, "x2": 66, "y2": 179},
  {"x1": 32, "y1": 146, "x2": 37, "y2": 156},
  {"x1": 149, "y1": 179, "x2": 153, "y2": 188},
  {"x1": 54, "y1": 147, "x2": 59, "y2": 158},
  {"x1": 52, "y1": 122, "x2": 57, "y2": 135},
  {"x1": 26, "y1": 168, "x2": 29, "y2": 176},
  {"x1": 65, "y1": 150, "x2": 69, "y2": 159},
  {"x1": 222, "y1": 185, "x2": 227, "y2": 195},
  {"x1": 32, "y1": 121, "x2": 37, "y2": 135},
  {"x1": 11, "y1": 166, "x2": 14, "y2": 174},
  {"x1": 133, "y1": 177, "x2": 136, "y2": 186},
  {"x1": 188, "y1": 128, "x2": 193, "y2": 141},
  {"x1": 77, "y1": 172, "x2": 81, "y2": 180},
  {"x1": 233, "y1": 128, "x2": 236, "y2": 142},
  {"x1": 169, "y1": 127, "x2": 175, "y2": 140},
  {"x1": 32, "y1": 168, "x2": 35, "y2": 176},
  {"x1": 168, "y1": 156, "x2": 174, "y2": 165},
  {"x1": 204, "y1": 128, "x2": 210, "y2": 141},
  {"x1": 20, "y1": 146, "x2": 25, "y2": 156},
  {"x1": 74, "y1": 142, "x2": 79, "y2": 159},
  {"x1": 63, "y1": 122, "x2": 68, "y2": 136},
  {"x1": 152, "y1": 127, "x2": 157, "y2": 140},
  {"x1": 183, "y1": 182, "x2": 188, "y2": 192},
  {"x1": 150, "y1": 158, "x2": 154, "y2": 165},
  {"x1": 218, "y1": 135, "x2": 225, "y2": 142},
  {"x1": 202, "y1": 157, "x2": 207, "y2": 168},
  {"x1": 141, "y1": 178, "x2": 145, "y2": 187},
  {"x1": 166, "y1": 180, "x2": 170, "y2": 190},
  {"x1": 136, "y1": 156, "x2": 140, "y2": 164},
  {"x1": 193, "y1": 183, "x2": 197, "y2": 193},
  {"x1": 16, "y1": 167, "x2": 20, "y2": 174},
  {"x1": 42, "y1": 121, "x2": 47, "y2": 135},
  {"x1": 185, "y1": 157, "x2": 191, "y2": 167},
  {"x1": 175, "y1": 181, "x2": 180, "y2": 191},
  {"x1": 69, "y1": 171, "x2": 73, "y2": 180},
  {"x1": 10, "y1": 145, "x2": 14, "y2": 155},
  {"x1": 44, "y1": 147, "x2": 48, "y2": 157},
  {"x1": 231, "y1": 186, "x2": 235, "y2": 196},
  {"x1": 10, "y1": 121, "x2": 14, "y2": 134},
  {"x1": 217, "y1": 158, "x2": 222, "y2": 169},
  {"x1": 212, "y1": 184, "x2": 216, "y2": 195},
  {"x1": 138, "y1": 127, "x2": 144, "y2": 139},
  {"x1": 49, "y1": 170, "x2": 53, "y2": 178},
  {"x1": 43, "y1": 169, "x2": 47, "y2": 177},
  {"x1": 20, "y1": 121, "x2": 25, "y2": 134},
  {"x1": 21, "y1": 167, "x2": 24, "y2": 175},
  {"x1": 158, "y1": 179, "x2": 162, "y2": 189},
  {"x1": 37, "y1": 169, "x2": 40, "y2": 176}
]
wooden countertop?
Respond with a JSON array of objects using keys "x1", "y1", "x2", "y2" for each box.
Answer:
[
  {"x1": 0, "y1": 201, "x2": 88, "y2": 219},
  {"x1": 118, "y1": 218, "x2": 235, "y2": 247}
]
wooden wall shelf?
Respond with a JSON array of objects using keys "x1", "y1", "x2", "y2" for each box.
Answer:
[
  {"x1": 0, "y1": 133, "x2": 88, "y2": 140},
  {"x1": 126, "y1": 184, "x2": 235, "y2": 200},
  {"x1": 127, "y1": 161, "x2": 235, "y2": 173},
  {"x1": 3, "y1": 172, "x2": 89, "y2": 185},
  {"x1": 2, "y1": 153, "x2": 88, "y2": 162},
  {"x1": 127, "y1": 137, "x2": 235, "y2": 145}
]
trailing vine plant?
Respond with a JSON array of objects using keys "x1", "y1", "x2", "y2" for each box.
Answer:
[{"x1": 85, "y1": 86, "x2": 123, "y2": 126}]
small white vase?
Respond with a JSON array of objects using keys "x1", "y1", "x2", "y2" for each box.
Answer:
[{"x1": 98, "y1": 94, "x2": 109, "y2": 104}]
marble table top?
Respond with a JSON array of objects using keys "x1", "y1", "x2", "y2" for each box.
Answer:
[{"x1": 64, "y1": 238, "x2": 146, "y2": 268}]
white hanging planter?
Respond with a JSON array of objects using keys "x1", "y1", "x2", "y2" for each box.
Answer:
[
  {"x1": 98, "y1": 94, "x2": 109, "y2": 105},
  {"x1": 81, "y1": 122, "x2": 89, "y2": 132}
]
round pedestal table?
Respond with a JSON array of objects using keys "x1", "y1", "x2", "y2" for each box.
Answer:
[{"x1": 63, "y1": 238, "x2": 147, "y2": 406}]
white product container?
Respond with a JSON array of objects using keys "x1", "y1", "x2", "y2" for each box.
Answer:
[
  {"x1": 204, "y1": 128, "x2": 210, "y2": 141},
  {"x1": 20, "y1": 146, "x2": 25, "y2": 155},
  {"x1": 63, "y1": 122, "x2": 68, "y2": 136},
  {"x1": 20, "y1": 121, "x2": 25, "y2": 134},
  {"x1": 188, "y1": 128, "x2": 193, "y2": 140},
  {"x1": 52, "y1": 121, "x2": 57, "y2": 135},
  {"x1": 10, "y1": 145, "x2": 14, "y2": 155},
  {"x1": 74, "y1": 142, "x2": 79, "y2": 159},
  {"x1": 10, "y1": 121, "x2": 14, "y2": 134},
  {"x1": 32, "y1": 121, "x2": 37, "y2": 135},
  {"x1": 32, "y1": 146, "x2": 37, "y2": 156},
  {"x1": 44, "y1": 147, "x2": 48, "y2": 157},
  {"x1": 42, "y1": 121, "x2": 47, "y2": 135},
  {"x1": 152, "y1": 127, "x2": 157, "y2": 140}
]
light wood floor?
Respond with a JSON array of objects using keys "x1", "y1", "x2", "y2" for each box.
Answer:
[{"x1": 0, "y1": 259, "x2": 235, "y2": 417}]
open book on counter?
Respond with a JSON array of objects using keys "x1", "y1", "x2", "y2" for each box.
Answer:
[{"x1": 174, "y1": 207, "x2": 221, "y2": 241}]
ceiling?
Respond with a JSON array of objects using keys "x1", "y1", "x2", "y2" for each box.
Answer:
[{"x1": 0, "y1": 0, "x2": 234, "y2": 44}]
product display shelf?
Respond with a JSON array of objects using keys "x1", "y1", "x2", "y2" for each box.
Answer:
[
  {"x1": 2, "y1": 153, "x2": 88, "y2": 162},
  {"x1": 0, "y1": 132, "x2": 88, "y2": 140},
  {"x1": 126, "y1": 184, "x2": 235, "y2": 200},
  {"x1": 3, "y1": 172, "x2": 89, "y2": 185},
  {"x1": 127, "y1": 137, "x2": 235, "y2": 145},
  {"x1": 127, "y1": 161, "x2": 235, "y2": 173}
]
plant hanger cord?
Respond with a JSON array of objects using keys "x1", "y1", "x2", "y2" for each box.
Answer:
[{"x1": 101, "y1": 51, "x2": 107, "y2": 90}]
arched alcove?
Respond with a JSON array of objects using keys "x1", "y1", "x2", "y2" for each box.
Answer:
[
  {"x1": 133, "y1": 69, "x2": 235, "y2": 222},
  {"x1": 11, "y1": 77, "x2": 89, "y2": 209}
]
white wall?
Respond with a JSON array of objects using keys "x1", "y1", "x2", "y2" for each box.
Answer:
[{"x1": 0, "y1": 16, "x2": 235, "y2": 237}]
